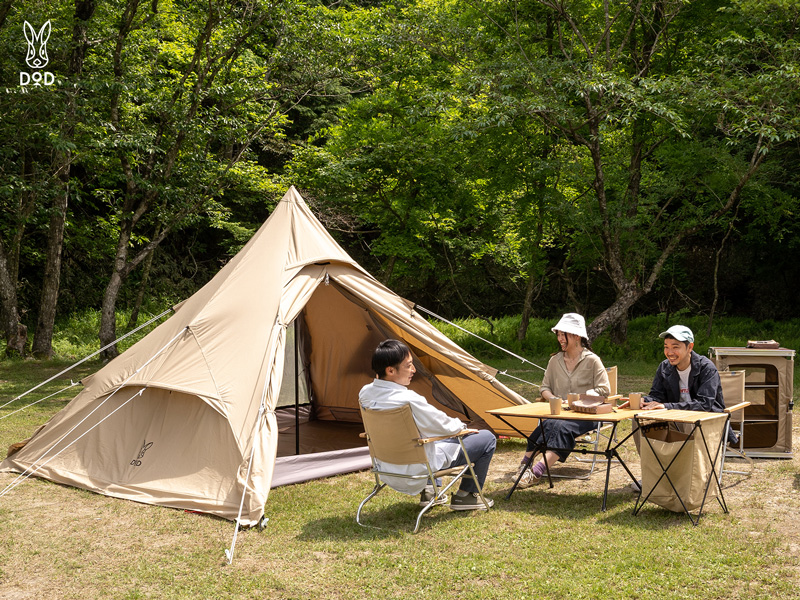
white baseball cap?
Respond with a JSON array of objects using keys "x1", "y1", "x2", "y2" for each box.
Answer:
[
  {"x1": 659, "y1": 325, "x2": 694, "y2": 343},
  {"x1": 551, "y1": 313, "x2": 588, "y2": 339}
]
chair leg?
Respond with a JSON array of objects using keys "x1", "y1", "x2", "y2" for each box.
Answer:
[
  {"x1": 555, "y1": 427, "x2": 611, "y2": 480},
  {"x1": 413, "y1": 476, "x2": 461, "y2": 533},
  {"x1": 720, "y1": 422, "x2": 753, "y2": 482},
  {"x1": 356, "y1": 482, "x2": 386, "y2": 528}
]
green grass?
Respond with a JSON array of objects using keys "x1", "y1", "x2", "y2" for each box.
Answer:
[{"x1": 0, "y1": 315, "x2": 798, "y2": 598}]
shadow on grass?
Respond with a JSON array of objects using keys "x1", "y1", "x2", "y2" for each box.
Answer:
[
  {"x1": 297, "y1": 497, "x2": 469, "y2": 540},
  {"x1": 297, "y1": 480, "x2": 730, "y2": 542},
  {"x1": 496, "y1": 481, "x2": 727, "y2": 530}
]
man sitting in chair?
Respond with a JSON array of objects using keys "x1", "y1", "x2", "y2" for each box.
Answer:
[
  {"x1": 639, "y1": 325, "x2": 725, "y2": 413},
  {"x1": 630, "y1": 324, "x2": 737, "y2": 490},
  {"x1": 359, "y1": 339, "x2": 496, "y2": 511}
]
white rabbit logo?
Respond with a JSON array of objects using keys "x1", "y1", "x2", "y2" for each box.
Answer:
[{"x1": 23, "y1": 20, "x2": 51, "y2": 69}]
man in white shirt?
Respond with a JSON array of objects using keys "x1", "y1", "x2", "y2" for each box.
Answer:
[{"x1": 359, "y1": 339, "x2": 496, "y2": 510}]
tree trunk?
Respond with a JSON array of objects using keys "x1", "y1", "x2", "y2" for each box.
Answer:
[
  {"x1": 0, "y1": 239, "x2": 24, "y2": 356},
  {"x1": 99, "y1": 222, "x2": 134, "y2": 359},
  {"x1": 99, "y1": 269, "x2": 125, "y2": 360},
  {"x1": 707, "y1": 217, "x2": 736, "y2": 337},
  {"x1": 32, "y1": 0, "x2": 97, "y2": 358},
  {"x1": 516, "y1": 269, "x2": 540, "y2": 341},
  {"x1": 586, "y1": 285, "x2": 644, "y2": 342},
  {"x1": 31, "y1": 188, "x2": 68, "y2": 357},
  {"x1": 127, "y1": 244, "x2": 156, "y2": 329}
]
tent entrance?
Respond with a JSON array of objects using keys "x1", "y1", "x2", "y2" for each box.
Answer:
[{"x1": 272, "y1": 314, "x2": 370, "y2": 487}]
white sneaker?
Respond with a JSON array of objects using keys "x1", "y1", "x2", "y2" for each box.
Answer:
[{"x1": 513, "y1": 463, "x2": 537, "y2": 488}]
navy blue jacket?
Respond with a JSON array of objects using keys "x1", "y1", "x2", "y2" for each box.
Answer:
[{"x1": 645, "y1": 351, "x2": 724, "y2": 412}]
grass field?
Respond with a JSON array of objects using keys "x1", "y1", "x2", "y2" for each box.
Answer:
[{"x1": 1, "y1": 352, "x2": 799, "y2": 599}]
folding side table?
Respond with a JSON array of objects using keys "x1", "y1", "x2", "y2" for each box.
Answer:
[{"x1": 633, "y1": 409, "x2": 730, "y2": 525}]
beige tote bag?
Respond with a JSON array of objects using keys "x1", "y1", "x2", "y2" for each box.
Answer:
[{"x1": 640, "y1": 421, "x2": 724, "y2": 512}]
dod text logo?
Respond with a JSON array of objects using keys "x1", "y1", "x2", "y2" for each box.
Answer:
[
  {"x1": 131, "y1": 440, "x2": 154, "y2": 467},
  {"x1": 20, "y1": 20, "x2": 54, "y2": 87}
]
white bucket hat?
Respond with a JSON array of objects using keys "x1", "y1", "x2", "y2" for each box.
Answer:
[{"x1": 551, "y1": 313, "x2": 588, "y2": 339}]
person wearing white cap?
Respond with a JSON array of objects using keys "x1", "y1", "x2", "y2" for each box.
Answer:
[
  {"x1": 638, "y1": 324, "x2": 724, "y2": 413},
  {"x1": 511, "y1": 313, "x2": 611, "y2": 488}
]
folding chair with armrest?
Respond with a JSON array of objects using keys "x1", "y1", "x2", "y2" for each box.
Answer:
[
  {"x1": 356, "y1": 404, "x2": 491, "y2": 533},
  {"x1": 718, "y1": 370, "x2": 753, "y2": 481}
]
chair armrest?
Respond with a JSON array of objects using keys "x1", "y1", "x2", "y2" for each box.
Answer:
[
  {"x1": 724, "y1": 401, "x2": 750, "y2": 414},
  {"x1": 417, "y1": 429, "x2": 475, "y2": 444}
]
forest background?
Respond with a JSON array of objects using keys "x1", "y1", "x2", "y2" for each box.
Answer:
[{"x1": 1, "y1": 0, "x2": 799, "y2": 360}]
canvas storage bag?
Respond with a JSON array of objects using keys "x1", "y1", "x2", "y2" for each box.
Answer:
[{"x1": 639, "y1": 421, "x2": 723, "y2": 512}]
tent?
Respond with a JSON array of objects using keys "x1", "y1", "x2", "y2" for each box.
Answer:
[{"x1": 1, "y1": 187, "x2": 528, "y2": 526}]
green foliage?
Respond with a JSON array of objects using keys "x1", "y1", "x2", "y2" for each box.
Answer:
[
  {"x1": 1, "y1": 0, "x2": 800, "y2": 349},
  {"x1": 49, "y1": 305, "x2": 171, "y2": 360}
]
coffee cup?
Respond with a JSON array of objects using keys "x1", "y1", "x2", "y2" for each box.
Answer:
[
  {"x1": 629, "y1": 392, "x2": 642, "y2": 410},
  {"x1": 549, "y1": 396, "x2": 562, "y2": 415},
  {"x1": 567, "y1": 393, "x2": 580, "y2": 409}
]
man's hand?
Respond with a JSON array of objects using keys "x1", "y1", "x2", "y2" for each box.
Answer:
[{"x1": 642, "y1": 400, "x2": 665, "y2": 410}]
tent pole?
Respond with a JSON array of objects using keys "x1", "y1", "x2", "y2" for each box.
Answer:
[{"x1": 294, "y1": 318, "x2": 300, "y2": 456}]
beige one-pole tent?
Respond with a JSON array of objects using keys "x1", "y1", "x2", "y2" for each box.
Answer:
[{"x1": 1, "y1": 187, "x2": 528, "y2": 526}]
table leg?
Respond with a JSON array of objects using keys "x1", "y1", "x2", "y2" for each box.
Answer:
[{"x1": 505, "y1": 450, "x2": 536, "y2": 500}]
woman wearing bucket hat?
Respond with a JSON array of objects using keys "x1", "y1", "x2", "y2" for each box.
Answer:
[{"x1": 511, "y1": 313, "x2": 611, "y2": 488}]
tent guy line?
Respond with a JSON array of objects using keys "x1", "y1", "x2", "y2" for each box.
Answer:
[
  {"x1": 227, "y1": 399, "x2": 267, "y2": 564},
  {"x1": 0, "y1": 387, "x2": 146, "y2": 499},
  {"x1": 0, "y1": 380, "x2": 81, "y2": 420},
  {"x1": 0, "y1": 326, "x2": 187, "y2": 499},
  {"x1": 496, "y1": 370, "x2": 542, "y2": 388},
  {"x1": 414, "y1": 304, "x2": 547, "y2": 375},
  {"x1": 0, "y1": 307, "x2": 172, "y2": 413},
  {"x1": 227, "y1": 325, "x2": 275, "y2": 565}
]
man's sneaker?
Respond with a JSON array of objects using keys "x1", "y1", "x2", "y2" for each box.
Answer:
[
  {"x1": 630, "y1": 479, "x2": 642, "y2": 493},
  {"x1": 512, "y1": 463, "x2": 538, "y2": 488},
  {"x1": 449, "y1": 492, "x2": 494, "y2": 511},
  {"x1": 419, "y1": 489, "x2": 448, "y2": 507}
]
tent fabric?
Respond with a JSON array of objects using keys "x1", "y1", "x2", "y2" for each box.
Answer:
[{"x1": 1, "y1": 186, "x2": 528, "y2": 525}]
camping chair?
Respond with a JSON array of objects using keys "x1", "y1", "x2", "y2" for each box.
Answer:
[
  {"x1": 550, "y1": 366, "x2": 623, "y2": 480},
  {"x1": 718, "y1": 370, "x2": 753, "y2": 482},
  {"x1": 356, "y1": 404, "x2": 490, "y2": 533}
]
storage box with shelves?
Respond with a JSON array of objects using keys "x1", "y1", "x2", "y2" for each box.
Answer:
[{"x1": 708, "y1": 346, "x2": 794, "y2": 458}]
